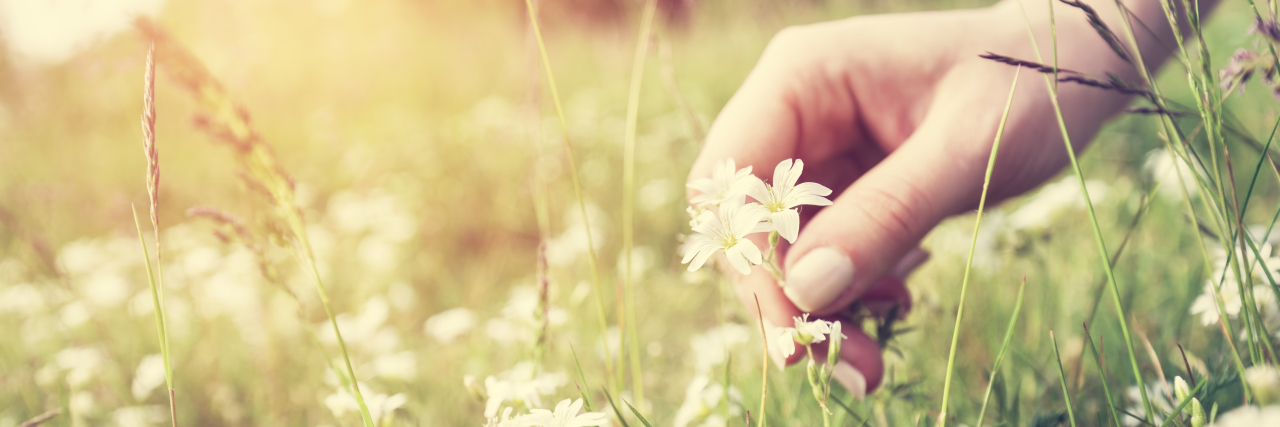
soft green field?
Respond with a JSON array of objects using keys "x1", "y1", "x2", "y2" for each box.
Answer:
[{"x1": 3, "y1": 0, "x2": 1280, "y2": 425}]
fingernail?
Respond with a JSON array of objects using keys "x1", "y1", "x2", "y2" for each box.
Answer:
[
  {"x1": 832, "y1": 361, "x2": 867, "y2": 400},
  {"x1": 763, "y1": 319, "x2": 786, "y2": 370},
  {"x1": 784, "y1": 247, "x2": 854, "y2": 312}
]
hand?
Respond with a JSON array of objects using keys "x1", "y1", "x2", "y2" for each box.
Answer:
[{"x1": 686, "y1": 0, "x2": 1172, "y2": 396}]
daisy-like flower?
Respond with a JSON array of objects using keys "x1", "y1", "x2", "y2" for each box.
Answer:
[
  {"x1": 746, "y1": 159, "x2": 833, "y2": 243},
  {"x1": 688, "y1": 158, "x2": 754, "y2": 207},
  {"x1": 772, "y1": 315, "x2": 846, "y2": 358},
  {"x1": 681, "y1": 200, "x2": 769, "y2": 275},
  {"x1": 484, "y1": 407, "x2": 536, "y2": 427},
  {"x1": 524, "y1": 398, "x2": 609, "y2": 427}
]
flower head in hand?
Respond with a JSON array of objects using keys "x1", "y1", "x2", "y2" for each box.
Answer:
[
  {"x1": 746, "y1": 159, "x2": 833, "y2": 243},
  {"x1": 682, "y1": 199, "x2": 770, "y2": 274},
  {"x1": 688, "y1": 158, "x2": 754, "y2": 207}
]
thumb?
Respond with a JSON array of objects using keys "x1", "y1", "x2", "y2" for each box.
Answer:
[{"x1": 781, "y1": 119, "x2": 984, "y2": 314}]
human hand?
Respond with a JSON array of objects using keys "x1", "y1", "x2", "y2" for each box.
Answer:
[{"x1": 686, "y1": 0, "x2": 1170, "y2": 396}]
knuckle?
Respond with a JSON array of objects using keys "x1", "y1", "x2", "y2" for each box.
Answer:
[
  {"x1": 853, "y1": 180, "x2": 933, "y2": 242},
  {"x1": 762, "y1": 25, "x2": 816, "y2": 64}
]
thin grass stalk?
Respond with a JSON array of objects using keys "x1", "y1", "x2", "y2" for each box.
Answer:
[
  {"x1": 936, "y1": 66, "x2": 1021, "y2": 427},
  {"x1": 1014, "y1": 2, "x2": 1154, "y2": 418},
  {"x1": 753, "y1": 294, "x2": 769, "y2": 427},
  {"x1": 1157, "y1": 379, "x2": 1208, "y2": 427},
  {"x1": 138, "y1": 44, "x2": 176, "y2": 427},
  {"x1": 132, "y1": 208, "x2": 175, "y2": 427},
  {"x1": 656, "y1": 34, "x2": 705, "y2": 142},
  {"x1": 975, "y1": 277, "x2": 1027, "y2": 427},
  {"x1": 1082, "y1": 323, "x2": 1120, "y2": 426},
  {"x1": 1050, "y1": 330, "x2": 1078, "y2": 427},
  {"x1": 1224, "y1": 146, "x2": 1274, "y2": 362},
  {"x1": 622, "y1": 0, "x2": 658, "y2": 406},
  {"x1": 522, "y1": 0, "x2": 617, "y2": 389}
]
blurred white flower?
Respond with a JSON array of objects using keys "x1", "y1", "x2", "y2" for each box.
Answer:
[
  {"x1": 486, "y1": 285, "x2": 568, "y2": 346},
  {"x1": 320, "y1": 296, "x2": 390, "y2": 349},
  {"x1": 545, "y1": 203, "x2": 608, "y2": 267},
  {"x1": 132, "y1": 354, "x2": 166, "y2": 401},
  {"x1": 58, "y1": 301, "x2": 90, "y2": 328},
  {"x1": 746, "y1": 159, "x2": 833, "y2": 243},
  {"x1": 1122, "y1": 379, "x2": 1174, "y2": 427},
  {"x1": 616, "y1": 246, "x2": 655, "y2": 282},
  {"x1": 639, "y1": 179, "x2": 675, "y2": 211},
  {"x1": 482, "y1": 362, "x2": 568, "y2": 418},
  {"x1": 324, "y1": 383, "x2": 406, "y2": 422},
  {"x1": 1143, "y1": 147, "x2": 1200, "y2": 201},
  {"x1": 425, "y1": 307, "x2": 475, "y2": 344},
  {"x1": 0, "y1": 0, "x2": 165, "y2": 64},
  {"x1": 690, "y1": 324, "x2": 751, "y2": 374},
  {"x1": 484, "y1": 407, "x2": 538, "y2": 427},
  {"x1": 372, "y1": 351, "x2": 418, "y2": 380},
  {"x1": 1246, "y1": 365, "x2": 1280, "y2": 404},
  {"x1": 50, "y1": 346, "x2": 103, "y2": 388},
  {"x1": 1211, "y1": 405, "x2": 1280, "y2": 426},
  {"x1": 1006, "y1": 176, "x2": 1109, "y2": 231},
  {"x1": 524, "y1": 398, "x2": 609, "y2": 427},
  {"x1": 682, "y1": 200, "x2": 769, "y2": 274},
  {"x1": 688, "y1": 158, "x2": 753, "y2": 207},
  {"x1": 0, "y1": 283, "x2": 44, "y2": 315},
  {"x1": 674, "y1": 375, "x2": 743, "y2": 427},
  {"x1": 112, "y1": 405, "x2": 166, "y2": 427}
]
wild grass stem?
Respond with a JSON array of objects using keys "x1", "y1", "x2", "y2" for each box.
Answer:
[
  {"x1": 935, "y1": 66, "x2": 1021, "y2": 426},
  {"x1": 622, "y1": 0, "x2": 658, "y2": 406}
]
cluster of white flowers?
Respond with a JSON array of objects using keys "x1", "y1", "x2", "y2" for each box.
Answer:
[
  {"x1": 323, "y1": 382, "x2": 407, "y2": 423},
  {"x1": 1188, "y1": 237, "x2": 1280, "y2": 336},
  {"x1": 683, "y1": 158, "x2": 833, "y2": 275},
  {"x1": 1211, "y1": 366, "x2": 1280, "y2": 426},
  {"x1": 772, "y1": 314, "x2": 846, "y2": 358},
  {"x1": 673, "y1": 375, "x2": 744, "y2": 427},
  {"x1": 486, "y1": 285, "x2": 569, "y2": 346},
  {"x1": 483, "y1": 398, "x2": 608, "y2": 427}
]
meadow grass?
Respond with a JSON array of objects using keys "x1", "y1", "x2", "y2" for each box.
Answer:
[{"x1": 4, "y1": 0, "x2": 1280, "y2": 426}]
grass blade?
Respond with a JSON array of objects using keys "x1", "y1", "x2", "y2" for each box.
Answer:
[
  {"x1": 975, "y1": 277, "x2": 1027, "y2": 426},
  {"x1": 522, "y1": 0, "x2": 616, "y2": 392},
  {"x1": 622, "y1": 399, "x2": 653, "y2": 427},
  {"x1": 936, "y1": 65, "x2": 1022, "y2": 426},
  {"x1": 754, "y1": 294, "x2": 769, "y2": 427},
  {"x1": 1050, "y1": 330, "x2": 1077, "y2": 427},
  {"x1": 602, "y1": 388, "x2": 633, "y2": 427},
  {"x1": 570, "y1": 343, "x2": 595, "y2": 412},
  {"x1": 1082, "y1": 323, "x2": 1120, "y2": 426},
  {"x1": 621, "y1": 0, "x2": 658, "y2": 406}
]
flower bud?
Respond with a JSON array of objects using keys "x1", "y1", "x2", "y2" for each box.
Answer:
[
  {"x1": 827, "y1": 322, "x2": 843, "y2": 368},
  {"x1": 1189, "y1": 397, "x2": 1206, "y2": 427},
  {"x1": 1174, "y1": 376, "x2": 1191, "y2": 404}
]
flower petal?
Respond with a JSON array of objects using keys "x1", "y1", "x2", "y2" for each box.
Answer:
[
  {"x1": 731, "y1": 239, "x2": 763, "y2": 266},
  {"x1": 771, "y1": 209, "x2": 801, "y2": 243},
  {"x1": 724, "y1": 243, "x2": 754, "y2": 274},
  {"x1": 686, "y1": 245, "x2": 719, "y2": 272}
]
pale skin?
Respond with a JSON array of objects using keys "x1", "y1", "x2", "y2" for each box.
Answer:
[{"x1": 687, "y1": 0, "x2": 1217, "y2": 394}]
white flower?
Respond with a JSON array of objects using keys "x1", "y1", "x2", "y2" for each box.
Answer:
[
  {"x1": 746, "y1": 159, "x2": 833, "y2": 243},
  {"x1": 131, "y1": 354, "x2": 166, "y2": 401},
  {"x1": 485, "y1": 407, "x2": 538, "y2": 427},
  {"x1": 1211, "y1": 405, "x2": 1280, "y2": 426},
  {"x1": 323, "y1": 383, "x2": 406, "y2": 422},
  {"x1": 681, "y1": 201, "x2": 769, "y2": 274},
  {"x1": 524, "y1": 399, "x2": 609, "y2": 427},
  {"x1": 688, "y1": 158, "x2": 754, "y2": 207},
  {"x1": 771, "y1": 315, "x2": 845, "y2": 358},
  {"x1": 425, "y1": 307, "x2": 476, "y2": 344},
  {"x1": 674, "y1": 375, "x2": 743, "y2": 427},
  {"x1": 773, "y1": 327, "x2": 799, "y2": 358},
  {"x1": 1143, "y1": 147, "x2": 1200, "y2": 201},
  {"x1": 482, "y1": 362, "x2": 568, "y2": 418},
  {"x1": 689, "y1": 324, "x2": 751, "y2": 373}
]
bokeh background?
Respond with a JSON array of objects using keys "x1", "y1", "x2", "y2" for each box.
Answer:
[{"x1": 3, "y1": 0, "x2": 1280, "y2": 425}]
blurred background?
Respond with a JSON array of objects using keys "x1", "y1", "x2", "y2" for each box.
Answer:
[{"x1": 3, "y1": 0, "x2": 1280, "y2": 426}]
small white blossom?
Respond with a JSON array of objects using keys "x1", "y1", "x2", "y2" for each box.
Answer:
[
  {"x1": 485, "y1": 407, "x2": 538, "y2": 427},
  {"x1": 674, "y1": 375, "x2": 743, "y2": 427},
  {"x1": 131, "y1": 354, "x2": 166, "y2": 401},
  {"x1": 1211, "y1": 405, "x2": 1280, "y2": 426},
  {"x1": 746, "y1": 159, "x2": 833, "y2": 243},
  {"x1": 771, "y1": 315, "x2": 845, "y2": 358},
  {"x1": 524, "y1": 398, "x2": 609, "y2": 427},
  {"x1": 688, "y1": 158, "x2": 754, "y2": 207},
  {"x1": 681, "y1": 200, "x2": 769, "y2": 274},
  {"x1": 424, "y1": 307, "x2": 476, "y2": 344},
  {"x1": 482, "y1": 362, "x2": 568, "y2": 418}
]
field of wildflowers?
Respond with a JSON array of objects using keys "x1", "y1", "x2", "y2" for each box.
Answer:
[{"x1": 7, "y1": 0, "x2": 1280, "y2": 426}]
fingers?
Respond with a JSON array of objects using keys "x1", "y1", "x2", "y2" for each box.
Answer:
[
  {"x1": 687, "y1": 24, "x2": 866, "y2": 198},
  {"x1": 781, "y1": 115, "x2": 982, "y2": 315}
]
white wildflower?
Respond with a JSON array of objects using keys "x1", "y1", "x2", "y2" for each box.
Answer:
[
  {"x1": 1143, "y1": 147, "x2": 1200, "y2": 201},
  {"x1": 1246, "y1": 365, "x2": 1280, "y2": 404},
  {"x1": 482, "y1": 362, "x2": 568, "y2": 418},
  {"x1": 0, "y1": 0, "x2": 165, "y2": 64},
  {"x1": 690, "y1": 324, "x2": 751, "y2": 373},
  {"x1": 1211, "y1": 405, "x2": 1280, "y2": 426},
  {"x1": 485, "y1": 407, "x2": 538, "y2": 427},
  {"x1": 131, "y1": 354, "x2": 166, "y2": 401},
  {"x1": 0, "y1": 283, "x2": 44, "y2": 315},
  {"x1": 745, "y1": 159, "x2": 833, "y2": 243},
  {"x1": 1006, "y1": 176, "x2": 1109, "y2": 231},
  {"x1": 425, "y1": 307, "x2": 475, "y2": 344},
  {"x1": 674, "y1": 375, "x2": 743, "y2": 427},
  {"x1": 524, "y1": 398, "x2": 609, "y2": 427},
  {"x1": 324, "y1": 383, "x2": 406, "y2": 422},
  {"x1": 688, "y1": 158, "x2": 754, "y2": 207},
  {"x1": 681, "y1": 200, "x2": 769, "y2": 274}
]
